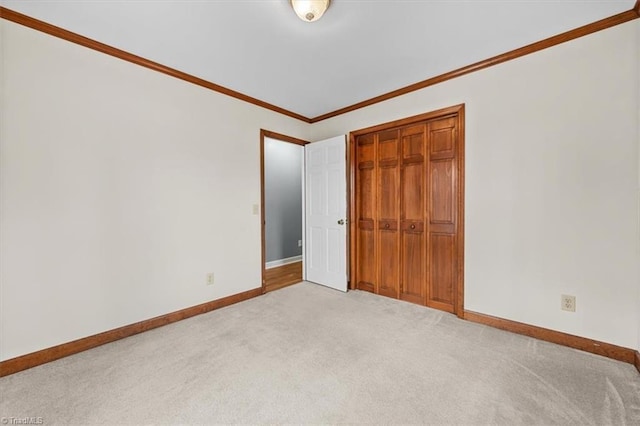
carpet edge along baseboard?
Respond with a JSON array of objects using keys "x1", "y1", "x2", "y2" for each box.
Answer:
[
  {"x1": 1, "y1": 293, "x2": 637, "y2": 377},
  {"x1": 0, "y1": 287, "x2": 263, "y2": 377},
  {"x1": 463, "y1": 310, "x2": 637, "y2": 369}
]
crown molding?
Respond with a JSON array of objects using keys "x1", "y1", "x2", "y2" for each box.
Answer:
[
  {"x1": 0, "y1": 7, "x2": 312, "y2": 123},
  {"x1": 309, "y1": 8, "x2": 639, "y2": 123},
  {"x1": 1, "y1": 5, "x2": 638, "y2": 125}
]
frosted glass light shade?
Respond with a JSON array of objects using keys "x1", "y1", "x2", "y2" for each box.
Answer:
[{"x1": 291, "y1": 0, "x2": 331, "y2": 22}]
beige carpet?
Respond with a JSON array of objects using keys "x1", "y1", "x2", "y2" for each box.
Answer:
[{"x1": 1, "y1": 282, "x2": 639, "y2": 425}]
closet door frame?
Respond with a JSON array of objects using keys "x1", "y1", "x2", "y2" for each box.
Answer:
[{"x1": 348, "y1": 104, "x2": 465, "y2": 318}]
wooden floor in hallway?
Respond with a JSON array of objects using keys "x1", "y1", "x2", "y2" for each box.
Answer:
[{"x1": 265, "y1": 262, "x2": 302, "y2": 293}]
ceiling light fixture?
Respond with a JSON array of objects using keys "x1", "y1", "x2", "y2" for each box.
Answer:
[{"x1": 290, "y1": 0, "x2": 331, "y2": 23}]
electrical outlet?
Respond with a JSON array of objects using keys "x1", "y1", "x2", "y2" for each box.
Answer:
[
  {"x1": 298, "y1": 240, "x2": 302, "y2": 247},
  {"x1": 561, "y1": 294, "x2": 575, "y2": 312},
  {"x1": 206, "y1": 273, "x2": 214, "y2": 286}
]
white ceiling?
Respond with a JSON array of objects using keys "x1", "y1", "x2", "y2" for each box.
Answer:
[{"x1": 1, "y1": 0, "x2": 635, "y2": 119}]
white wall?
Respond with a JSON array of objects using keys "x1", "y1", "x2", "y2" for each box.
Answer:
[
  {"x1": 0, "y1": 20, "x2": 309, "y2": 361},
  {"x1": 311, "y1": 20, "x2": 640, "y2": 350},
  {"x1": 2, "y1": 16, "x2": 639, "y2": 362}
]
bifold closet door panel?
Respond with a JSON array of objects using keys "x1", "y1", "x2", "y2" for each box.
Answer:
[
  {"x1": 356, "y1": 134, "x2": 376, "y2": 293},
  {"x1": 427, "y1": 117, "x2": 458, "y2": 312},
  {"x1": 399, "y1": 124, "x2": 427, "y2": 304},
  {"x1": 377, "y1": 130, "x2": 400, "y2": 298}
]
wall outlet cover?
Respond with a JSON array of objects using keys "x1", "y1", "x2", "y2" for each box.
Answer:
[{"x1": 561, "y1": 294, "x2": 576, "y2": 312}]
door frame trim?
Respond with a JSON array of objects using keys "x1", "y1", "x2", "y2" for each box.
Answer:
[
  {"x1": 347, "y1": 104, "x2": 465, "y2": 317},
  {"x1": 259, "y1": 130, "x2": 309, "y2": 294}
]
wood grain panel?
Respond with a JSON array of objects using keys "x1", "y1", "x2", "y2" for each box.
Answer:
[
  {"x1": 428, "y1": 233, "x2": 455, "y2": 308},
  {"x1": 358, "y1": 161, "x2": 374, "y2": 170},
  {"x1": 430, "y1": 118, "x2": 456, "y2": 159},
  {"x1": 399, "y1": 124, "x2": 426, "y2": 304},
  {"x1": 378, "y1": 220, "x2": 398, "y2": 231},
  {"x1": 402, "y1": 125, "x2": 426, "y2": 162},
  {"x1": 357, "y1": 281, "x2": 375, "y2": 292},
  {"x1": 377, "y1": 133, "x2": 399, "y2": 298},
  {"x1": 350, "y1": 104, "x2": 465, "y2": 316},
  {"x1": 358, "y1": 139, "x2": 375, "y2": 161},
  {"x1": 464, "y1": 310, "x2": 637, "y2": 365},
  {"x1": 356, "y1": 133, "x2": 377, "y2": 297},
  {"x1": 429, "y1": 223, "x2": 455, "y2": 234},
  {"x1": 379, "y1": 159, "x2": 398, "y2": 168},
  {"x1": 357, "y1": 227, "x2": 376, "y2": 292},
  {"x1": 429, "y1": 160, "x2": 455, "y2": 224},
  {"x1": 431, "y1": 130, "x2": 453, "y2": 154},
  {"x1": 400, "y1": 221, "x2": 424, "y2": 232},
  {"x1": 359, "y1": 168, "x2": 375, "y2": 221},
  {"x1": 426, "y1": 115, "x2": 459, "y2": 313},
  {"x1": 352, "y1": 105, "x2": 464, "y2": 316},
  {"x1": 378, "y1": 229, "x2": 399, "y2": 298},
  {"x1": 401, "y1": 231, "x2": 424, "y2": 304},
  {"x1": 378, "y1": 135, "x2": 398, "y2": 159},
  {"x1": 402, "y1": 164, "x2": 424, "y2": 221},
  {"x1": 401, "y1": 130, "x2": 425, "y2": 219},
  {"x1": 378, "y1": 168, "x2": 397, "y2": 219},
  {"x1": 0, "y1": 287, "x2": 262, "y2": 377},
  {"x1": 358, "y1": 134, "x2": 375, "y2": 146},
  {"x1": 358, "y1": 219, "x2": 374, "y2": 230},
  {"x1": 379, "y1": 130, "x2": 399, "y2": 143}
]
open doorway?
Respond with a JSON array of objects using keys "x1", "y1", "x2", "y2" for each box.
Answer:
[{"x1": 260, "y1": 130, "x2": 308, "y2": 293}]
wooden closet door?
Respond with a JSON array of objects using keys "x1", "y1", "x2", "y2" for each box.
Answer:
[
  {"x1": 376, "y1": 130, "x2": 400, "y2": 298},
  {"x1": 399, "y1": 124, "x2": 427, "y2": 304},
  {"x1": 355, "y1": 133, "x2": 376, "y2": 293},
  {"x1": 351, "y1": 105, "x2": 463, "y2": 315},
  {"x1": 427, "y1": 117, "x2": 458, "y2": 313}
]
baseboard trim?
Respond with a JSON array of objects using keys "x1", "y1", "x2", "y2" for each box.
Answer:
[
  {"x1": 463, "y1": 310, "x2": 636, "y2": 365},
  {"x1": 0, "y1": 287, "x2": 262, "y2": 377},
  {"x1": 265, "y1": 255, "x2": 302, "y2": 269},
  {"x1": 635, "y1": 351, "x2": 640, "y2": 374}
]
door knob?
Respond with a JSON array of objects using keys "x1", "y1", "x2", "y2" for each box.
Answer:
[{"x1": 337, "y1": 219, "x2": 345, "y2": 225}]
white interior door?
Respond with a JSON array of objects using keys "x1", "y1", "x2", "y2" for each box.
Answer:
[{"x1": 305, "y1": 135, "x2": 347, "y2": 292}]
